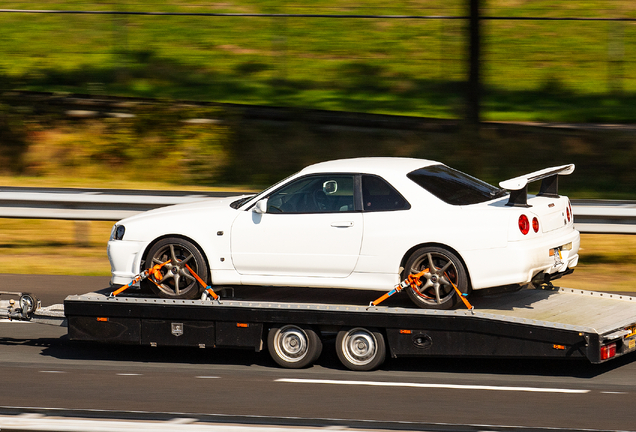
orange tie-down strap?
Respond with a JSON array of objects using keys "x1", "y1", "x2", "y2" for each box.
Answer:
[
  {"x1": 445, "y1": 272, "x2": 474, "y2": 310},
  {"x1": 111, "y1": 260, "x2": 171, "y2": 297},
  {"x1": 370, "y1": 268, "x2": 474, "y2": 311},
  {"x1": 185, "y1": 263, "x2": 219, "y2": 301},
  {"x1": 370, "y1": 269, "x2": 428, "y2": 307}
]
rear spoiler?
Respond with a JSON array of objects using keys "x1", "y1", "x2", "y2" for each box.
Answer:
[{"x1": 499, "y1": 164, "x2": 575, "y2": 207}]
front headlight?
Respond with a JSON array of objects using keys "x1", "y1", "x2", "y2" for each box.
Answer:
[{"x1": 110, "y1": 224, "x2": 126, "y2": 241}]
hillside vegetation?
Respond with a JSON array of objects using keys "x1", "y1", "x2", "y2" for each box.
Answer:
[{"x1": 1, "y1": 1, "x2": 635, "y2": 121}]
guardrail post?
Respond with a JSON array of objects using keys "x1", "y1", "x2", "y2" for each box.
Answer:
[
  {"x1": 74, "y1": 221, "x2": 90, "y2": 247},
  {"x1": 466, "y1": 0, "x2": 481, "y2": 125}
]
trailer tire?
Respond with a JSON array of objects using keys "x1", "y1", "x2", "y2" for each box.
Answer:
[
  {"x1": 403, "y1": 246, "x2": 468, "y2": 309},
  {"x1": 336, "y1": 327, "x2": 386, "y2": 371},
  {"x1": 143, "y1": 237, "x2": 208, "y2": 300},
  {"x1": 267, "y1": 325, "x2": 322, "y2": 369}
]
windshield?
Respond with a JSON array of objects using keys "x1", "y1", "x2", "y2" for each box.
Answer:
[
  {"x1": 407, "y1": 165, "x2": 506, "y2": 205},
  {"x1": 230, "y1": 171, "x2": 300, "y2": 210}
]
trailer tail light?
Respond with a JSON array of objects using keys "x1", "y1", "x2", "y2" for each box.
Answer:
[
  {"x1": 600, "y1": 342, "x2": 616, "y2": 360},
  {"x1": 532, "y1": 217, "x2": 539, "y2": 233},
  {"x1": 518, "y1": 215, "x2": 530, "y2": 235}
]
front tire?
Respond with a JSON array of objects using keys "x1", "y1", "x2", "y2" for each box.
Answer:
[
  {"x1": 336, "y1": 327, "x2": 386, "y2": 371},
  {"x1": 143, "y1": 237, "x2": 208, "y2": 300},
  {"x1": 267, "y1": 325, "x2": 322, "y2": 369},
  {"x1": 403, "y1": 246, "x2": 468, "y2": 309}
]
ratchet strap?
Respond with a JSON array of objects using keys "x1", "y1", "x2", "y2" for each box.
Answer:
[
  {"x1": 369, "y1": 268, "x2": 474, "y2": 311},
  {"x1": 445, "y1": 272, "x2": 474, "y2": 310},
  {"x1": 110, "y1": 260, "x2": 171, "y2": 297},
  {"x1": 185, "y1": 263, "x2": 221, "y2": 303},
  {"x1": 369, "y1": 269, "x2": 428, "y2": 307}
]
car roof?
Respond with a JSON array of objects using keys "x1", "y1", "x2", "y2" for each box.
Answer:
[{"x1": 299, "y1": 157, "x2": 440, "y2": 177}]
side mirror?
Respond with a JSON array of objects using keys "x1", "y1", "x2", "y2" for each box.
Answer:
[{"x1": 253, "y1": 198, "x2": 268, "y2": 214}]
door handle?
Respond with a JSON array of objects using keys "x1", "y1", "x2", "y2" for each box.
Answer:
[{"x1": 331, "y1": 221, "x2": 354, "y2": 228}]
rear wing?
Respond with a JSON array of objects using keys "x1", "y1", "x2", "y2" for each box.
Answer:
[{"x1": 499, "y1": 164, "x2": 575, "y2": 207}]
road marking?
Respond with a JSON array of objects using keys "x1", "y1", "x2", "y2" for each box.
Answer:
[
  {"x1": 601, "y1": 391, "x2": 628, "y2": 394},
  {"x1": 116, "y1": 373, "x2": 142, "y2": 376},
  {"x1": 195, "y1": 376, "x2": 220, "y2": 379},
  {"x1": 39, "y1": 371, "x2": 66, "y2": 374},
  {"x1": 0, "y1": 405, "x2": 625, "y2": 432},
  {"x1": 276, "y1": 378, "x2": 590, "y2": 394}
]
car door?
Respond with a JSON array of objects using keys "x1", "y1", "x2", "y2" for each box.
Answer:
[{"x1": 230, "y1": 174, "x2": 363, "y2": 277}]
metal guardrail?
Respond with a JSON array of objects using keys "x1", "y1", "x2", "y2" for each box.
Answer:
[
  {"x1": 0, "y1": 187, "x2": 247, "y2": 221},
  {"x1": 570, "y1": 199, "x2": 636, "y2": 235},
  {"x1": 0, "y1": 187, "x2": 632, "y2": 234}
]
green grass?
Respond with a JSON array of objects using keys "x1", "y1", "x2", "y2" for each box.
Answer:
[
  {"x1": 1, "y1": 1, "x2": 635, "y2": 121},
  {"x1": 564, "y1": 234, "x2": 636, "y2": 293}
]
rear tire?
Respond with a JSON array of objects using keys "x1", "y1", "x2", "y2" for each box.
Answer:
[
  {"x1": 403, "y1": 246, "x2": 468, "y2": 309},
  {"x1": 267, "y1": 325, "x2": 322, "y2": 369}
]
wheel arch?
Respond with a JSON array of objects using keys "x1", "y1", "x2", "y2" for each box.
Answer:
[
  {"x1": 140, "y1": 234, "x2": 213, "y2": 281},
  {"x1": 400, "y1": 242, "x2": 473, "y2": 291}
]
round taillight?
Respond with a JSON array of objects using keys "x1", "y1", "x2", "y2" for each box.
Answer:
[
  {"x1": 519, "y1": 215, "x2": 530, "y2": 235},
  {"x1": 532, "y1": 217, "x2": 539, "y2": 233}
]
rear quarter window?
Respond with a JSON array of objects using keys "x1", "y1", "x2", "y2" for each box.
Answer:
[
  {"x1": 362, "y1": 175, "x2": 410, "y2": 211},
  {"x1": 407, "y1": 165, "x2": 503, "y2": 206}
]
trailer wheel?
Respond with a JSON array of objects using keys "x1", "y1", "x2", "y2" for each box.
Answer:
[
  {"x1": 143, "y1": 237, "x2": 208, "y2": 300},
  {"x1": 403, "y1": 246, "x2": 468, "y2": 310},
  {"x1": 336, "y1": 327, "x2": 386, "y2": 371},
  {"x1": 267, "y1": 325, "x2": 322, "y2": 369}
]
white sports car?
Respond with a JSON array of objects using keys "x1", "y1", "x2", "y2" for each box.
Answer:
[{"x1": 108, "y1": 158, "x2": 580, "y2": 309}]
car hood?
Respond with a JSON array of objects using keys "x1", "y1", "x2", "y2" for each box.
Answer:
[{"x1": 118, "y1": 195, "x2": 247, "y2": 225}]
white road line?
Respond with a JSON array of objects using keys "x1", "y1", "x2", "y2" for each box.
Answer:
[
  {"x1": 276, "y1": 378, "x2": 590, "y2": 394},
  {"x1": 1, "y1": 406, "x2": 630, "y2": 432},
  {"x1": 39, "y1": 371, "x2": 66, "y2": 374},
  {"x1": 601, "y1": 391, "x2": 628, "y2": 394},
  {"x1": 195, "y1": 376, "x2": 220, "y2": 379},
  {"x1": 116, "y1": 373, "x2": 142, "y2": 376}
]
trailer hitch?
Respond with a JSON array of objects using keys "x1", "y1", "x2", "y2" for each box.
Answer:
[{"x1": 0, "y1": 291, "x2": 40, "y2": 321}]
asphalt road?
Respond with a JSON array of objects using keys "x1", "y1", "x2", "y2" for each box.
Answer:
[{"x1": 2, "y1": 275, "x2": 636, "y2": 431}]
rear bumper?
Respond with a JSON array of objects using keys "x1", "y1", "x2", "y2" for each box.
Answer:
[{"x1": 465, "y1": 228, "x2": 580, "y2": 290}]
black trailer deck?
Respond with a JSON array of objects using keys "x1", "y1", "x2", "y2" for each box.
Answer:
[{"x1": 62, "y1": 286, "x2": 636, "y2": 370}]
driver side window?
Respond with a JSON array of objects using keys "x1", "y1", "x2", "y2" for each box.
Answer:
[{"x1": 267, "y1": 175, "x2": 355, "y2": 214}]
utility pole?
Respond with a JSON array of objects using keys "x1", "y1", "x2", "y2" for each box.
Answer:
[{"x1": 467, "y1": 0, "x2": 481, "y2": 124}]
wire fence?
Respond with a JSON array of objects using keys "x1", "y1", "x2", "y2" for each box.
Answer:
[{"x1": 0, "y1": 3, "x2": 635, "y2": 120}]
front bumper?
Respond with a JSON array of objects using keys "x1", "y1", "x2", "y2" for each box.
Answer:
[{"x1": 107, "y1": 239, "x2": 148, "y2": 286}]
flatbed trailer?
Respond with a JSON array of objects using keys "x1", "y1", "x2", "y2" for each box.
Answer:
[{"x1": 61, "y1": 286, "x2": 636, "y2": 370}]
